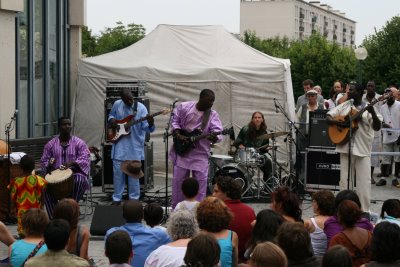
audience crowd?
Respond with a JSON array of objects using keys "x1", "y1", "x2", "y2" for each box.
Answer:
[{"x1": 0, "y1": 173, "x2": 400, "y2": 267}]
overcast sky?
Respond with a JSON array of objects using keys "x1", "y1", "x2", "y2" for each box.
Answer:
[{"x1": 87, "y1": 0, "x2": 400, "y2": 45}]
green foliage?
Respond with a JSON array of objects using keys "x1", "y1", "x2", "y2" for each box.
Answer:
[
  {"x1": 242, "y1": 31, "x2": 357, "y2": 99},
  {"x1": 362, "y1": 16, "x2": 400, "y2": 90},
  {"x1": 82, "y1": 22, "x2": 146, "y2": 57}
]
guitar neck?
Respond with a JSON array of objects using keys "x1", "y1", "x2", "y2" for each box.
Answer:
[
  {"x1": 191, "y1": 131, "x2": 223, "y2": 142},
  {"x1": 125, "y1": 110, "x2": 163, "y2": 128}
]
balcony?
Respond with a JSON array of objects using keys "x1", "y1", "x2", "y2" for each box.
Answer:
[
  {"x1": 333, "y1": 34, "x2": 337, "y2": 40},
  {"x1": 299, "y1": 13, "x2": 305, "y2": 19},
  {"x1": 343, "y1": 38, "x2": 346, "y2": 43},
  {"x1": 351, "y1": 30, "x2": 355, "y2": 35},
  {"x1": 343, "y1": 28, "x2": 347, "y2": 33},
  {"x1": 299, "y1": 26, "x2": 305, "y2": 32}
]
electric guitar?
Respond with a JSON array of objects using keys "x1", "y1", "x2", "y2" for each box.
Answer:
[
  {"x1": 107, "y1": 108, "x2": 171, "y2": 143},
  {"x1": 174, "y1": 127, "x2": 233, "y2": 155},
  {"x1": 328, "y1": 93, "x2": 391, "y2": 145}
]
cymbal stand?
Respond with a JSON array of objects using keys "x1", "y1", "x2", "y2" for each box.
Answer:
[{"x1": 264, "y1": 137, "x2": 280, "y2": 193}]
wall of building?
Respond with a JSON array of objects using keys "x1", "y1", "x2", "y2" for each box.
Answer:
[{"x1": 0, "y1": 0, "x2": 24, "y2": 140}]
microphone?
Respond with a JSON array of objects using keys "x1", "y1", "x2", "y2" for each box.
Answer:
[
  {"x1": 274, "y1": 98, "x2": 279, "y2": 113},
  {"x1": 12, "y1": 109, "x2": 18, "y2": 120}
]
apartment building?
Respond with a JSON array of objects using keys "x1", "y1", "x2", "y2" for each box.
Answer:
[{"x1": 240, "y1": 0, "x2": 356, "y2": 47}]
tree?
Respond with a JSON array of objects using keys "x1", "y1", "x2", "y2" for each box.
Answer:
[
  {"x1": 94, "y1": 21, "x2": 145, "y2": 56},
  {"x1": 81, "y1": 26, "x2": 96, "y2": 57},
  {"x1": 242, "y1": 31, "x2": 357, "y2": 99},
  {"x1": 362, "y1": 16, "x2": 400, "y2": 90}
]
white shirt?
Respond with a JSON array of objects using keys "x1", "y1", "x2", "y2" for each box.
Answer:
[
  {"x1": 144, "y1": 245, "x2": 186, "y2": 267},
  {"x1": 380, "y1": 100, "x2": 400, "y2": 144}
]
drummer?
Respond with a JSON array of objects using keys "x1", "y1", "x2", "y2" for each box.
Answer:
[
  {"x1": 40, "y1": 117, "x2": 90, "y2": 218},
  {"x1": 233, "y1": 111, "x2": 272, "y2": 181}
]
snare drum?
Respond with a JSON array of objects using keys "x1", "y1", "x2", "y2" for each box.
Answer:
[
  {"x1": 45, "y1": 168, "x2": 74, "y2": 200},
  {"x1": 237, "y1": 148, "x2": 259, "y2": 166}
]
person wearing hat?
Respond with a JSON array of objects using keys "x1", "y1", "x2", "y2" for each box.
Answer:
[
  {"x1": 377, "y1": 87, "x2": 400, "y2": 187},
  {"x1": 296, "y1": 89, "x2": 325, "y2": 179},
  {"x1": 108, "y1": 88, "x2": 155, "y2": 206},
  {"x1": 295, "y1": 79, "x2": 325, "y2": 112}
]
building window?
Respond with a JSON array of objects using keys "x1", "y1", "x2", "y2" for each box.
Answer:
[{"x1": 16, "y1": 0, "x2": 70, "y2": 138}]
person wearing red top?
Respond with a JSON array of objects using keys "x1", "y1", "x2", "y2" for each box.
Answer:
[{"x1": 212, "y1": 175, "x2": 256, "y2": 263}]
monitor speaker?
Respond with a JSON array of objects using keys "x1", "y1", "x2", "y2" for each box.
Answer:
[{"x1": 308, "y1": 110, "x2": 335, "y2": 148}]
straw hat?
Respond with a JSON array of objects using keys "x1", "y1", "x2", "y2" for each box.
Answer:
[{"x1": 120, "y1": 160, "x2": 144, "y2": 179}]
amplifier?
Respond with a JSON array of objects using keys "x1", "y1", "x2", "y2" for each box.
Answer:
[
  {"x1": 106, "y1": 80, "x2": 146, "y2": 98},
  {"x1": 308, "y1": 110, "x2": 335, "y2": 148},
  {"x1": 305, "y1": 148, "x2": 340, "y2": 191},
  {"x1": 102, "y1": 141, "x2": 154, "y2": 193}
]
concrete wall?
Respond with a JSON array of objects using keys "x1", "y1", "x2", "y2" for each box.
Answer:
[{"x1": 0, "y1": 1, "x2": 23, "y2": 139}]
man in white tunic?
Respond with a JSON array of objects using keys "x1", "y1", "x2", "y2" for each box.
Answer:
[{"x1": 327, "y1": 82, "x2": 382, "y2": 211}]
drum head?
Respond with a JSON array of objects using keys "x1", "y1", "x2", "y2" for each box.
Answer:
[
  {"x1": 210, "y1": 154, "x2": 233, "y2": 160},
  {"x1": 210, "y1": 163, "x2": 249, "y2": 193},
  {"x1": 45, "y1": 168, "x2": 73, "y2": 183}
]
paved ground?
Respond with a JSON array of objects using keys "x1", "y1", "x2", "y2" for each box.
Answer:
[{"x1": 0, "y1": 172, "x2": 398, "y2": 266}]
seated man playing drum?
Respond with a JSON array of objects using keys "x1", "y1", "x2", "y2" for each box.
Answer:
[
  {"x1": 233, "y1": 111, "x2": 272, "y2": 181},
  {"x1": 40, "y1": 116, "x2": 90, "y2": 218}
]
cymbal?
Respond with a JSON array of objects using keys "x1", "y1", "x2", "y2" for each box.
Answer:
[{"x1": 257, "y1": 131, "x2": 289, "y2": 140}]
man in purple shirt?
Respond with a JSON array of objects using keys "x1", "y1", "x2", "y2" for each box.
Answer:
[
  {"x1": 41, "y1": 117, "x2": 90, "y2": 218},
  {"x1": 169, "y1": 89, "x2": 223, "y2": 208}
]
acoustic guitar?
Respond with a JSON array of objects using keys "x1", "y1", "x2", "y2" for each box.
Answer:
[
  {"x1": 174, "y1": 127, "x2": 233, "y2": 155},
  {"x1": 107, "y1": 108, "x2": 170, "y2": 143},
  {"x1": 328, "y1": 93, "x2": 391, "y2": 145}
]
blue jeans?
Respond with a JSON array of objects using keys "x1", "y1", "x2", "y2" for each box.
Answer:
[{"x1": 112, "y1": 159, "x2": 140, "y2": 201}]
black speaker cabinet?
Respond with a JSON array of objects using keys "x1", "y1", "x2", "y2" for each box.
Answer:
[
  {"x1": 90, "y1": 205, "x2": 125, "y2": 236},
  {"x1": 102, "y1": 141, "x2": 154, "y2": 193},
  {"x1": 305, "y1": 148, "x2": 340, "y2": 191},
  {"x1": 308, "y1": 110, "x2": 335, "y2": 148}
]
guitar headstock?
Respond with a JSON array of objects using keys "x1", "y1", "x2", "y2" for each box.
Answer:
[{"x1": 379, "y1": 91, "x2": 393, "y2": 102}]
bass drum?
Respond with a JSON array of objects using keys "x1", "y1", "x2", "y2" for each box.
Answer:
[{"x1": 208, "y1": 163, "x2": 250, "y2": 195}]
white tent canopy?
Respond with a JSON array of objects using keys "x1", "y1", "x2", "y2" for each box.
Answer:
[{"x1": 72, "y1": 24, "x2": 296, "y2": 172}]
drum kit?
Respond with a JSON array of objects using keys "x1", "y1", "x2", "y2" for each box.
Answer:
[{"x1": 208, "y1": 131, "x2": 290, "y2": 199}]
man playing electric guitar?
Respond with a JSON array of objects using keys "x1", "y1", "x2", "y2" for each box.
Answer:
[
  {"x1": 169, "y1": 89, "x2": 223, "y2": 208},
  {"x1": 108, "y1": 88, "x2": 155, "y2": 205},
  {"x1": 327, "y1": 82, "x2": 382, "y2": 212}
]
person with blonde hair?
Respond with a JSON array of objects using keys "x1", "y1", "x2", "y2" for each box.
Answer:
[{"x1": 249, "y1": 241, "x2": 287, "y2": 267}]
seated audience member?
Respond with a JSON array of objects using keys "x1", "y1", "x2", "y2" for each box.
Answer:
[
  {"x1": 9, "y1": 209, "x2": 49, "y2": 267},
  {"x1": 105, "y1": 230, "x2": 133, "y2": 267},
  {"x1": 304, "y1": 189, "x2": 335, "y2": 256},
  {"x1": 174, "y1": 178, "x2": 200, "y2": 215},
  {"x1": 8, "y1": 154, "x2": 47, "y2": 236},
  {"x1": 212, "y1": 175, "x2": 255, "y2": 262},
  {"x1": 322, "y1": 245, "x2": 352, "y2": 267},
  {"x1": 377, "y1": 199, "x2": 400, "y2": 226},
  {"x1": 105, "y1": 200, "x2": 171, "y2": 267},
  {"x1": 271, "y1": 186, "x2": 302, "y2": 222},
  {"x1": 248, "y1": 241, "x2": 287, "y2": 267},
  {"x1": 329, "y1": 200, "x2": 372, "y2": 267},
  {"x1": 276, "y1": 222, "x2": 320, "y2": 267},
  {"x1": 0, "y1": 221, "x2": 15, "y2": 247},
  {"x1": 53, "y1": 198, "x2": 90, "y2": 259},
  {"x1": 25, "y1": 219, "x2": 89, "y2": 267},
  {"x1": 362, "y1": 221, "x2": 400, "y2": 267},
  {"x1": 324, "y1": 190, "x2": 373, "y2": 243},
  {"x1": 182, "y1": 233, "x2": 221, "y2": 267},
  {"x1": 144, "y1": 203, "x2": 166, "y2": 231},
  {"x1": 197, "y1": 197, "x2": 239, "y2": 267},
  {"x1": 145, "y1": 209, "x2": 199, "y2": 267},
  {"x1": 244, "y1": 209, "x2": 284, "y2": 260}
]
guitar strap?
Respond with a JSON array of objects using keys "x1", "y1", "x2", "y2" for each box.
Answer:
[
  {"x1": 201, "y1": 109, "x2": 211, "y2": 131},
  {"x1": 132, "y1": 100, "x2": 138, "y2": 117}
]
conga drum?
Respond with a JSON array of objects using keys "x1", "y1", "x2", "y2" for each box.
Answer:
[
  {"x1": 0, "y1": 140, "x2": 10, "y2": 154},
  {"x1": 45, "y1": 169, "x2": 74, "y2": 200}
]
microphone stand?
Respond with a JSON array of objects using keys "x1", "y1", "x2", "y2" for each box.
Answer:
[
  {"x1": 162, "y1": 101, "x2": 176, "y2": 221},
  {"x1": 275, "y1": 100, "x2": 306, "y2": 193},
  {"x1": 4, "y1": 113, "x2": 17, "y2": 224}
]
